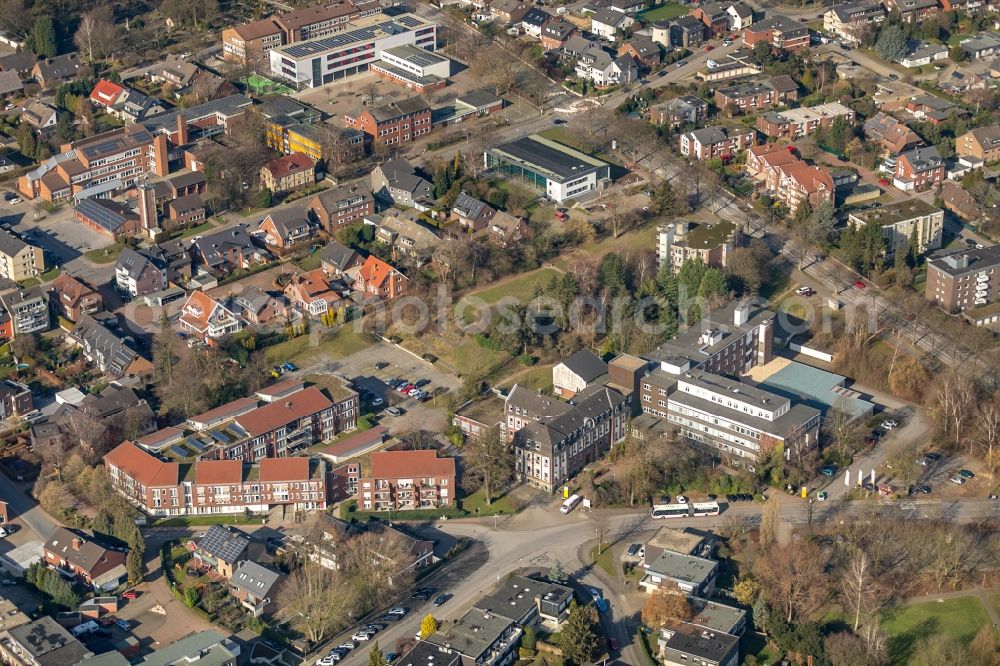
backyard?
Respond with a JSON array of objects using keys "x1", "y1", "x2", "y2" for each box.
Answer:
[
  {"x1": 636, "y1": 3, "x2": 688, "y2": 21},
  {"x1": 161, "y1": 541, "x2": 261, "y2": 632}
]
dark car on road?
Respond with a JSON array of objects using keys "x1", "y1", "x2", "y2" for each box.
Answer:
[{"x1": 433, "y1": 594, "x2": 452, "y2": 607}]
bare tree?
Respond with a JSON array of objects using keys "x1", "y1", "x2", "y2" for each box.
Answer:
[
  {"x1": 339, "y1": 527, "x2": 416, "y2": 607},
  {"x1": 753, "y1": 542, "x2": 830, "y2": 623},
  {"x1": 618, "y1": 437, "x2": 657, "y2": 506},
  {"x1": 976, "y1": 400, "x2": 1000, "y2": 470},
  {"x1": 464, "y1": 426, "x2": 514, "y2": 506},
  {"x1": 842, "y1": 549, "x2": 877, "y2": 631},
  {"x1": 759, "y1": 499, "x2": 779, "y2": 547},
  {"x1": 74, "y1": 5, "x2": 118, "y2": 62},
  {"x1": 279, "y1": 563, "x2": 354, "y2": 644},
  {"x1": 928, "y1": 371, "x2": 976, "y2": 447}
]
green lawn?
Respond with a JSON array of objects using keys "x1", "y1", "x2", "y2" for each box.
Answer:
[
  {"x1": 459, "y1": 486, "x2": 520, "y2": 515},
  {"x1": 589, "y1": 543, "x2": 616, "y2": 577},
  {"x1": 497, "y1": 363, "x2": 553, "y2": 393},
  {"x1": 539, "y1": 127, "x2": 624, "y2": 168},
  {"x1": 457, "y1": 267, "x2": 562, "y2": 320},
  {"x1": 263, "y1": 326, "x2": 373, "y2": 365},
  {"x1": 85, "y1": 241, "x2": 126, "y2": 264},
  {"x1": 636, "y1": 3, "x2": 687, "y2": 21},
  {"x1": 39, "y1": 267, "x2": 61, "y2": 282},
  {"x1": 153, "y1": 513, "x2": 264, "y2": 527},
  {"x1": 881, "y1": 597, "x2": 992, "y2": 664},
  {"x1": 173, "y1": 220, "x2": 216, "y2": 239}
]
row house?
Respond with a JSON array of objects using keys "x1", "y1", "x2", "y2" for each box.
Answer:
[
  {"x1": 344, "y1": 96, "x2": 432, "y2": 148},
  {"x1": 742, "y1": 14, "x2": 810, "y2": 52},
  {"x1": 358, "y1": 449, "x2": 457, "y2": 511},
  {"x1": 104, "y1": 441, "x2": 328, "y2": 516},
  {"x1": 893, "y1": 146, "x2": 945, "y2": 192},
  {"x1": 754, "y1": 102, "x2": 855, "y2": 139},
  {"x1": 714, "y1": 76, "x2": 798, "y2": 114},
  {"x1": 679, "y1": 126, "x2": 756, "y2": 160},
  {"x1": 822, "y1": 1, "x2": 885, "y2": 44}
]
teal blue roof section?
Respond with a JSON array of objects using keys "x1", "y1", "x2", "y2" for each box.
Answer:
[{"x1": 756, "y1": 361, "x2": 874, "y2": 421}]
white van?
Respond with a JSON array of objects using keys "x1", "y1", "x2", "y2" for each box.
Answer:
[{"x1": 71, "y1": 621, "x2": 99, "y2": 637}]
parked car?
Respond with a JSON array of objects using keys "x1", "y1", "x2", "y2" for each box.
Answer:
[
  {"x1": 389, "y1": 607, "x2": 407, "y2": 616},
  {"x1": 627, "y1": 543, "x2": 642, "y2": 557},
  {"x1": 371, "y1": 398, "x2": 384, "y2": 407},
  {"x1": 821, "y1": 465, "x2": 837, "y2": 477},
  {"x1": 415, "y1": 379, "x2": 431, "y2": 388},
  {"x1": 959, "y1": 469, "x2": 975, "y2": 479},
  {"x1": 380, "y1": 614, "x2": 400, "y2": 623},
  {"x1": 854, "y1": 280, "x2": 866, "y2": 289},
  {"x1": 352, "y1": 631, "x2": 373, "y2": 641},
  {"x1": 433, "y1": 593, "x2": 452, "y2": 607},
  {"x1": 795, "y1": 286, "x2": 815, "y2": 296},
  {"x1": 950, "y1": 474, "x2": 966, "y2": 486},
  {"x1": 338, "y1": 642, "x2": 356, "y2": 651},
  {"x1": 282, "y1": 362, "x2": 297, "y2": 372},
  {"x1": 386, "y1": 407, "x2": 404, "y2": 416},
  {"x1": 817, "y1": 491, "x2": 828, "y2": 501},
  {"x1": 862, "y1": 481, "x2": 876, "y2": 492},
  {"x1": 375, "y1": 362, "x2": 389, "y2": 370},
  {"x1": 912, "y1": 484, "x2": 932, "y2": 495},
  {"x1": 318, "y1": 653, "x2": 340, "y2": 666},
  {"x1": 882, "y1": 419, "x2": 898, "y2": 430},
  {"x1": 676, "y1": 495, "x2": 688, "y2": 504}
]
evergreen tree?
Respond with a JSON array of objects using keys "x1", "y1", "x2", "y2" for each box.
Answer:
[
  {"x1": 368, "y1": 643, "x2": 388, "y2": 666},
  {"x1": 875, "y1": 24, "x2": 908, "y2": 61},
  {"x1": 16, "y1": 122, "x2": 36, "y2": 159},
  {"x1": 907, "y1": 224, "x2": 920, "y2": 266},
  {"x1": 257, "y1": 188, "x2": 272, "y2": 208},
  {"x1": 29, "y1": 16, "x2": 57, "y2": 58},
  {"x1": 549, "y1": 560, "x2": 566, "y2": 582},
  {"x1": 599, "y1": 253, "x2": 628, "y2": 295},
  {"x1": 560, "y1": 601, "x2": 598, "y2": 665},
  {"x1": 676, "y1": 259, "x2": 706, "y2": 303},
  {"x1": 794, "y1": 199, "x2": 813, "y2": 225},
  {"x1": 697, "y1": 268, "x2": 728, "y2": 303}
]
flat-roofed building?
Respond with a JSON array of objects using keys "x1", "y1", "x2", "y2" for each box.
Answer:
[
  {"x1": 926, "y1": 246, "x2": 1000, "y2": 313},
  {"x1": 657, "y1": 220, "x2": 739, "y2": 272},
  {"x1": 370, "y1": 44, "x2": 450, "y2": 92},
  {"x1": 847, "y1": 198, "x2": 943, "y2": 256},
  {"x1": 486, "y1": 134, "x2": 611, "y2": 203}
]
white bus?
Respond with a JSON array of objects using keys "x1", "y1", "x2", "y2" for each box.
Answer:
[
  {"x1": 651, "y1": 503, "x2": 690, "y2": 519},
  {"x1": 691, "y1": 501, "x2": 721, "y2": 517},
  {"x1": 560, "y1": 494, "x2": 582, "y2": 514}
]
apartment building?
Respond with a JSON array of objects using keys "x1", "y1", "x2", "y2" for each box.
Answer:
[
  {"x1": 308, "y1": 184, "x2": 374, "y2": 233},
  {"x1": 0, "y1": 231, "x2": 43, "y2": 282},
  {"x1": 357, "y1": 449, "x2": 457, "y2": 511},
  {"x1": 649, "y1": 95, "x2": 709, "y2": 128},
  {"x1": 660, "y1": 623, "x2": 740, "y2": 666},
  {"x1": 508, "y1": 384, "x2": 629, "y2": 492},
  {"x1": 714, "y1": 78, "x2": 798, "y2": 114},
  {"x1": 894, "y1": 146, "x2": 945, "y2": 192},
  {"x1": 48, "y1": 273, "x2": 102, "y2": 322},
  {"x1": 743, "y1": 14, "x2": 810, "y2": 51},
  {"x1": 222, "y1": 0, "x2": 379, "y2": 64},
  {"x1": 5, "y1": 617, "x2": 91, "y2": 666},
  {"x1": 882, "y1": 0, "x2": 939, "y2": 22},
  {"x1": 822, "y1": 1, "x2": 885, "y2": 43},
  {"x1": 679, "y1": 126, "x2": 756, "y2": 160},
  {"x1": 17, "y1": 124, "x2": 169, "y2": 202},
  {"x1": 657, "y1": 220, "x2": 739, "y2": 272},
  {"x1": 746, "y1": 145, "x2": 834, "y2": 216},
  {"x1": 925, "y1": 246, "x2": 1000, "y2": 313},
  {"x1": 957, "y1": 125, "x2": 1000, "y2": 163},
  {"x1": 105, "y1": 440, "x2": 329, "y2": 516},
  {"x1": 755, "y1": 102, "x2": 855, "y2": 139},
  {"x1": 667, "y1": 370, "x2": 821, "y2": 464},
  {"x1": 344, "y1": 96, "x2": 432, "y2": 147},
  {"x1": 0, "y1": 288, "x2": 49, "y2": 337},
  {"x1": 847, "y1": 199, "x2": 943, "y2": 256},
  {"x1": 863, "y1": 112, "x2": 923, "y2": 156},
  {"x1": 260, "y1": 153, "x2": 316, "y2": 195},
  {"x1": 268, "y1": 12, "x2": 437, "y2": 88}
]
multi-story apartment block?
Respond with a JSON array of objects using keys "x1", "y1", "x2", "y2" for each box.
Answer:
[
  {"x1": 0, "y1": 230, "x2": 44, "y2": 282},
  {"x1": 847, "y1": 199, "x2": 943, "y2": 256},
  {"x1": 659, "y1": 622, "x2": 740, "y2": 666},
  {"x1": 105, "y1": 441, "x2": 328, "y2": 516},
  {"x1": 17, "y1": 124, "x2": 169, "y2": 202},
  {"x1": 357, "y1": 449, "x2": 457, "y2": 511},
  {"x1": 679, "y1": 126, "x2": 756, "y2": 160},
  {"x1": 222, "y1": 0, "x2": 380, "y2": 64},
  {"x1": 714, "y1": 77, "x2": 798, "y2": 114},
  {"x1": 308, "y1": 184, "x2": 374, "y2": 233},
  {"x1": 882, "y1": 0, "x2": 939, "y2": 22},
  {"x1": 822, "y1": 1, "x2": 885, "y2": 43},
  {"x1": 747, "y1": 146, "x2": 834, "y2": 216},
  {"x1": 755, "y1": 102, "x2": 855, "y2": 139},
  {"x1": 268, "y1": 12, "x2": 437, "y2": 88},
  {"x1": 507, "y1": 385, "x2": 629, "y2": 492},
  {"x1": 893, "y1": 146, "x2": 945, "y2": 192},
  {"x1": 925, "y1": 246, "x2": 1000, "y2": 313},
  {"x1": 742, "y1": 14, "x2": 810, "y2": 51},
  {"x1": 0, "y1": 288, "x2": 48, "y2": 337},
  {"x1": 657, "y1": 220, "x2": 740, "y2": 272},
  {"x1": 666, "y1": 370, "x2": 821, "y2": 464},
  {"x1": 957, "y1": 125, "x2": 1000, "y2": 163},
  {"x1": 48, "y1": 273, "x2": 102, "y2": 322},
  {"x1": 863, "y1": 112, "x2": 924, "y2": 157},
  {"x1": 344, "y1": 96, "x2": 432, "y2": 147}
]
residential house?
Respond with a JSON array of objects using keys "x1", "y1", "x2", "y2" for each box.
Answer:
[
  {"x1": 773, "y1": 160, "x2": 835, "y2": 216},
  {"x1": 232, "y1": 286, "x2": 284, "y2": 325},
  {"x1": 680, "y1": 126, "x2": 756, "y2": 160},
  {"x1": 714, "y1": 78, "x2": 798, "y2": 114},
  {"x1": 21, "y1": 100, "x2": 57, "y2": 131},
  {"x1": 489, "y1": 211, "x2": 529, "y2": 247},
  {"x1": 5, "y1": 617, "x2": 92, "y2": 666},
  {"x1": 352, "y1": 255, "x2": 408, "y2": 299},
  {"x1": 230, "y1": 561, "x2": 283, "y2": 617},
  {"x1": 509, "y1": 384, "x2": 629, "y2": 492},
  {"x1": 823, "y1": 1, "x2": 885, "y2": 44},
  {"x1": 618, "y1": 36, "x2": 660, "y2": 68},
  {"x1": 319, "y1": 241, "x2": 363, "y2": 277},
  {"x1": 657, "y1": 220, "x2": 739, "y2": 272},
  {"x1": 374, "y1": 209, "x2": 439, "y2": 261},
  {"x1": 659, "y1": 622, "x2": 739, "y2": 666},
  {"x1": 883, "y1": 0, "x2": 939, "y2": 21},
  {"x1": 43, "y1": 527, "x2": 127, "y2": 590},
  {"x1": 451, "y1": 191, "x2": 497, "y2": 232},
  {"x1": 727, "y1": 2, "x2": 755, "y2": 30},
  {"x1": 0, "y1": 70, "x2": 22, "y2": 97},
  {"x1": 552, "y1": 349, "x2": 608, "y2": 398},
  {"x1": 519, "y1": 7, "x2": 551, "y2": 38},
  {"x1": 847, "y1": 198, "x2": 943, "y2": 255},
  {"x1": 755, "y1": 102, "x2": 856, "y2": 139},
  {"x1": 260, "y1": 153, "x2": 316, "y2": 195},
  {"x1": 958, "y1": 126, "x2": 1000, "y2": 163},
  {"x1": 649, "y1": 95, "x2": 708, "y2": 128},
  {"x1": 863, "y1": 112, "x2": 924, "y2": 156},
  {"x1": 48, "y1": 273, "x2": 102, "y2": 322},
  {"x1": 904, "y1": 94, "x2": 966, "y2": 124},
  {"x1": 925, "y1": 246, "x2": 1000, "y2": 312},
  {"x1": 940, "y1": 181, "x2": 983, "y2": 223},
  {"x1": 590, "y1": 8, "x2": 634, "y2": 41},
  {"x1": 690, "y1": 2, "x2": 731, "y2": 37},
  {"x1": 0, "y1": 230, "x2": 44, "y2": 282},
  {"x1": 192, "y1": 525, "x2": 250, "y2": 579},
  {"x1": 303, "y1": 514, "x2": 434, "y2": 573},
  {"x1": 640, "y1": 548, "x2": 718, "y2": 596},
  {"x1": 68, "y1": 313, "x2": 154, "y2": 380},
  {"x1": 344, "y1": 96, "x2": 432, "y2": 147},
  {"x1": 32, "y1": 53, "x2": 81, "y2": 87},
  {"x1": 540, "y1": 19, "x2": 578, "y2": 50},
  {"x1": 284, "y1": 268, "x2": 341, "y2": 317},
  {"x1": 165, "y1": 194, "x2": 207, "y2": 227},
  {"x1": 0, "y1": 50, "x2": 36, "y2": 78},
  {"x1": 960, "y1": 33, "x2": 1000, "y2": 60},
  {"x1": 371, "y1": 158, "x2": 434, "y2": 209},
  {"x1": 670, "y1": 16, "x2": 705, "y2": 47},
  {"x1": 137, "y1": 631, "x2": 239, "y2": 666},
  {"x1": 0, "y1": 380, "x2": 31, "y2": 418},
  {"x1": 192, "y1": 225, "x2": 271, "y2": 274},
  {"x1": 0, "y1": 287, "x2": 48, "y2": 336},
  {"x1": 358, "y1": 449, "x2": 457, "y2": 511},
  {"x1": 898, "y1": 40, "x2": 948, "y2": 68},
  {"x1": 894, "y1": 146, "x2": 945, "y2": 191},
  {"x1": 258, "y1": 208, "x2": 313, "y2": 248},
  {"x1": 178, "y1": 290, "x2": 242, "y2": 343},
  {"x1": 115, "y1": 247, "x2": 169, "y2": 298},
  {"x1": 474, "y1": 574, "x2": 575, "y2": 629},
  {"x1": 742, "y1": 14, "x2": 810, "y2": 52},
  {"x1": 575, "y1": 46, "x2": 637, "y2": 86},
  {"x1": 307, "y1": 183, "x2": 374, "y2": 233}
]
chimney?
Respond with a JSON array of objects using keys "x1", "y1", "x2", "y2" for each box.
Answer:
[
  {"x1": 734, "y1": 301, "x2": 750, "y2": 326},
  {"x1": 72, "y1": 538, "x2": 82, "y2": 550},
  {"x1": 138, "y1": 182, "x2": 159, "y2": 237},
  {"x1": 175, "y1": 113, "x2": 189, "y2": 146}
]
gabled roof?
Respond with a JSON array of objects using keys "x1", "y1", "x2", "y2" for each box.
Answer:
[
  {"x1": 747, "y1": 14, "x2": 806, "y2": 35},
  {"x1": 34, "y1": 53, "x2": 81, "y2": 82},
  {"x1": 452, "y1": 191, "x2": 494, "y2": 221},
  {"x1": 357, "y1": 254, "x2": 403, "y2": 289},
  {"x1": 319, "y1": 241, "x2": 361, "y2": 272},
  {"x1": 231, "y1": 560, "x2": 282, "y2": 597},
  {"x1": 69, "y1": 313, "x2": 147, "y2": 379},
  {"x1": 192, "y1": 225, "x2": 259, "y2": 267},
  {"x1": 370, "y1": 449, "x2": 455, "y2": 479},
  {"x1": 179, "y1": 290, "x2": 234, "y2": 333},
  {"x1": 258, "y1": 456, "x2": 311, "y2": 481},
  {"x1": 197, "y1": 525, "x2": 251, "y2": 562},
  {"x1": 263, "y1": 153, "x2": 315, "y2": 180},
  {"x1": 899, "y1": 145, "x2": 943, "y2": 172},
  {"x1": 521, "y1": 7, "x2": 551, "y2": 26},
  {"x1": 105, "y1": 440, "x2": 179, "y2": 487},
  {"x1": 0, "y1": 70, "x2": 22, "y2": 95},
  {"x1": 365, "y1": 96, "x2": 430, "y2": 123},
  {"x1": 559, "y1": 349, "x2": 608, "y2": 382},
  {"x1": 234, "y1": 387, "x2": 333, "y2": 437},
  {"x1": 90, "y1": 79, "x2": 126, "y2": 106},
  {"x1": 0, "y1": 228, "x2": 28, "y2": 258},
  {"x1": 44, "y1": 526, "x2": 122, "y2": 575},
  {"x1": 591, "y1": 7, "x2": 629, "y2": 26}
]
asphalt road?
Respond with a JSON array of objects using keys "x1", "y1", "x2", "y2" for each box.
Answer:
[{"x1": 0, "y1": 471, "x2": 58, "y2": 541}]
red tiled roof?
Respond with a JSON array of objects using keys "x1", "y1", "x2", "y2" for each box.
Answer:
[
  {"x1": 179, "y1": 290, "x2": 224, "y2": 333},
  {"x1": 234, "y1": 386, "x2": 332, "y2": 437},
  {"x1": 104, "y1": 441, "x2": 179, "y2": 487},
  {"x1": 370, "y1": 449, "x2": 455, "y2": 480},
  {"x1": 357, "y1": 255, "x2": 397, "y2": 290},
  {"x1": 264, "y1": 153, "x2": 315, "y2": 180},
  {"x1": 90, "y1": 79, "x2": 125, "y2": 106},
  {"x1": 259, "y1": 457, "x2": 310, "y2": 482},
  {"x1": 195, "y1": 459, "x2": 243, "y2": 485}
]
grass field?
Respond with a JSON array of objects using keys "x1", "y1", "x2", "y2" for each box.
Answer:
[
  {"x1": 263, "y1": 326, "x2": 372, "y2": 365},
  {"x1": 539, "y1": 127, "x2": 624, "y2": 168},
  {"x1": 242, "y1": 73, "x2": 293, "y2": 94},
  {"x1": 636, "y1": 3, "x2": 688, "y2": 21},
  {"x1": 392, "y1": 329, "x2": 510, "y2": 377},
  {"x1": 497, "y1": 363, "x2": 553, "y2": 393},
  {"x1": 881, "y1": 597, "x2": 992, "y2": 664},
  {"x1": 85, "y1": 241, "x2": 126, "y2": 264},
  {"x1": 174, "y1": 220, "x2": 216, "y2": 239}
]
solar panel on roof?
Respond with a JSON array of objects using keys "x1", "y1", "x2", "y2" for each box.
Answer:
[
  {"x1": 76, "y1": 200, "x2": 128, "y2": 232},
  {"x1": 198, "y1": 525, "x2": 250, "y2": 562},
  {"x1": 169, "y1": 445, "x2": 188, "y2": 458},
  {"x1": 186, "y1": 437, "x2": 209, "y2": 452},
  {"x1": 210, "y1": 430, "x2": 231, "y2": 444}
]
